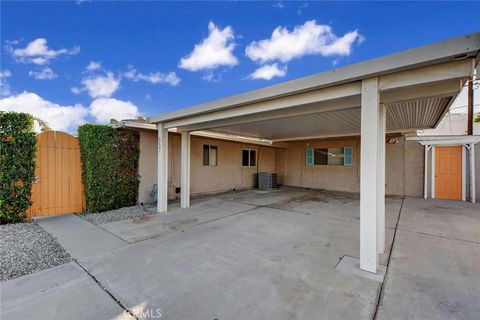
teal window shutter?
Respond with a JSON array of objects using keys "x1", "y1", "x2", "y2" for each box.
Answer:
[
  {"x1": 305, "y1": 148, "x2": 314, "y2": 166},
  {"x1": 344, "y1": 147, "x2": 352, "y2": 166}
]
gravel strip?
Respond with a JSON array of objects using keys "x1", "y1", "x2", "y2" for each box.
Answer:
[
  {"x1": 0, "y1": 222, "x2": 71, "y2": 282},
  {"x1": 80, "y1": 205, "x2": 156, "y2": 225}
]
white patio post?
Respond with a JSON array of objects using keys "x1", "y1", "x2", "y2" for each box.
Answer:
[
  {"x1": 360, "y1": 77, "x2": 380, "y2": 273},
  {"x1": 424, "y1": 145, "x2": 429, "y2": 199},
  {"x1": 157, "y1": 123, "x2": 169, "y2": 213},
  {"x1": 377, "y1": 103, "x2": 386, "y2": 254},
  {"x1": 470, "y1": 143, "x2": 476, "y2": 203},
  {"x1": 180, "y1": 131, "x2": 191, "y2": 208}
]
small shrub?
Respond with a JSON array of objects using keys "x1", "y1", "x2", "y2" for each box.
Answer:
[
  {"x1": 0, "y1": 112, "x2": 36, "y2": 224},
  {"x1": 78, "y1": 124, "x2": 139, "y2": 212}
]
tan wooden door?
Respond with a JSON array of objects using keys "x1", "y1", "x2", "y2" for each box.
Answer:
[
  {"x1": 435, "y1": 146, "x2": 462, "y2": 200},
  {"x1": 28, "y1": 131, "x2": 85, "y2": 218}
]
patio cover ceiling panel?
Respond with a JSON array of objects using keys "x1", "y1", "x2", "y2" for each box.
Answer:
[{"x1": 207, "y1": 96, "x2": 453, "y2": 141}]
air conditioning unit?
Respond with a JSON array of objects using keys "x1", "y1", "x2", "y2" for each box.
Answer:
[{"x1": 258, "y1": 172, "x2": 278, "y2": 190}]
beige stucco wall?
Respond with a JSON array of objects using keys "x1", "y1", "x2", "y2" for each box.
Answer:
[
  {"x1": 137, "y1": 130, "x2": 158, "y2": 204},
  {"x1": 282, "y1": 136, "x2": 424, "y2": 197},
  {"x1": 186, "y1": 135, "x2": 276, "y2": 197},
  {"x1": 283, "y1": 138, "x2": 361, "y2": 192},
  {"x1": 137, "y1": 130, "x2": 437, "y2": 203},
  {"x1": 385, "y1": 138, "x2": 424, "y2": 197}
]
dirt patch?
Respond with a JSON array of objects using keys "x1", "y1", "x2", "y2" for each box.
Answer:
[
  {"x1": 164, "y1": 218, "x2": 198, "y2": 231},
  {"x1": 132, "y1": 215, "x2": 155, "y2": 223}
]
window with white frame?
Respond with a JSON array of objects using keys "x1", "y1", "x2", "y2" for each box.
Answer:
[
  {"x1": 305, "y1": 147, "x2": 352, "y2": 166},
  {"x1": 203, "y1": 144, "x2": 217, "y2": 166},
  {"x1": 242, "y1": 149, "x2": 257, "y2": 167}
]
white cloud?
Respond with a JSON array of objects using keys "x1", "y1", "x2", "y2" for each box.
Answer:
[
  {"x1": 273, "y1": 1, "x2": 285, "y2": 9},
  {"x1": 12, "y1": 38, "x2": 80, "y2": 65},
  {"x1": 179, "y1": 21, "x2": 238, "y2": 71},
  {"x1": 124, "y1": 67, "x2": 180, "y2": 86},
  {"x1": 0, "y1": 70, "x2": 12, "y2": 96},
  {"x1": 0, "y1": 70, "x2": 12, "y2": 78},
  {"x1": 73, "y1": 72, "x2": 120, "y2": 98},
  {"x1": 70, "y1": 87, "x2": 82, "y2": 94},
  {"x1": 249, "y1": 63, "x2": 287, "y2": 80},
  {"x1": 0, "y1": 91, "x2": 88, "y2": 132},
  {"x1": 86, "y1": 61, "x2": 102, "y2": 71},
  {"x1": 89, "y1": 98, "x2": 139, "y2": 123},
  {"x1": 245, "y1": 20, "x2": 362, "y2": 64},
  {"x1": 28, "y1": 67, "x2": 58, "y2": 80}
]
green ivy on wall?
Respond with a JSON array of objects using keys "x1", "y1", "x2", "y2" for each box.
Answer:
[
  {"x1": 78, "y1": 124, "x2": 139, "y2": 213},
  {"x1": 0, "y1": 112, "x2": 36, "y2": 224}
]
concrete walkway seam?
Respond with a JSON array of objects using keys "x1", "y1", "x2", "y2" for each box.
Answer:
[{"x1": 72, "y1": 259, "x2": 138, "y2": 320}]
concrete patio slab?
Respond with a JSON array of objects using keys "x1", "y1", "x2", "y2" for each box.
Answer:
[
  {"x1": 3, "y1": 188, "x2": 478, "y2": 320},
  {"x1": 35, "y1": 214, "x2": 128, "y2": 259},
  {"x1": 0, "y1": 262, "x2": 133, "y2": 320},
  {"x1": 79, "y1": 205, "x2": 384, "y2": 320},
  {"x1": 218, "y1": 186, "x2": 313, "y2": 206},
  {"x1": 398, "y1": 197, "x2": 480, "y2": 242},
  {"x1": 100, "y1": 197, "x2": 256, "y2": 243},
  {"x1": 376, "y1": 230, "x2": 480, "y2": 320}
]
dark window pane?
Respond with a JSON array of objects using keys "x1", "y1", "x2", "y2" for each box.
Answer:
[
  {"x1": 249, "y1": 150, "x2": 256, "y2": 167},
  {"x1": 242, "y1": 149, "x2": 249, "y2": 166},
  {"x1": 314, "y1": 148, "x2": 328, "y2": 165},
  {"x1": 203, "y1": 145, "x2": 209, "y2": 166}
]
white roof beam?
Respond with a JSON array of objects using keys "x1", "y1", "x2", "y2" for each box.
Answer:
[
  {"x1": 165, "y1": 82, "x2": 361, "y2": 130},
  {"x1": 177, "y1": 96, "x2": 361, "y2": 132},
  {"x1": 378, "y1": 59, "x2": 473, "y2": 92}
]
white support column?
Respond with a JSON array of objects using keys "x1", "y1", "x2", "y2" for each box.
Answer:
[
  {"x1": 180, "y1": 132, "x2": 191, "y2": 208},
  {"x1": 470, "y1": 143, "x2": 476, "y2": 203},
  {"x1": 377, "y1": 103, "x2": 386, "y2": 254},
  {"x1": 424, "y1": 145, "x2": 429, "y2": 199},
  {"x1": 431, "y1": 146, "x2": 435, "y2": 199},
  {"x1": 360, "y1": 77, "x2": 380, "y2": 273},
  {"x1": 462, "y1": 146, "x2": 466, "y2": 202},
  {"x1": 157, "y1": 123, "x2": 169, "y2": 213}
]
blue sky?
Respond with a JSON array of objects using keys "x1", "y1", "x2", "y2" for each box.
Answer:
[{"x1": 1, "y1": 1, "x2": 479, "y2": 133}]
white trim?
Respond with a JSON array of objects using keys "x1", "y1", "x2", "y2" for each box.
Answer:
[
  {"x1": 241, "y1": 148, "x2": 257, "y2": 168},
  {"x1": 424, "y1": 145, "x2": 429, "y2": 199},
  {"x1": 360, "y1": 77, "x2": 379, "y2": 274},
  {"x1": 407, "y1": 135, "x2": 480, "y2": 145},
  {"x1": 377, "y1": 104, "x2": 386, "y2": 254},
  {"x1": 180, "y1": 132, "x2": 191, "y2": 208},
  {"x1": 156, "y1": 123, "x2": 169, "y2": 213},
  {"x1": 462, "y1": 146, "x2": 466, "y2": 201},
  {"x1": 470, "y1": 143, "x2": 476, "y2": 203},
  {"x1": 431, "y1": 146, "x2": 435, "y2": 199}
]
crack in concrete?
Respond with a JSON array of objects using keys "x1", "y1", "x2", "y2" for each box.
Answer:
[
  {"x1": 73, "y1": 259, "x2": 138, "y2": 320},
  {"x1": 394, "y1": 227, "x2": 480, "y2": 244},
  {"x1": 372, "y1": 197, "x2": 405, "y2": 320}
]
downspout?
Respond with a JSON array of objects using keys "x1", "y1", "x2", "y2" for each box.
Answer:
[{"x1": 467, "y1": 79, "x2": 473, "y2": 135}]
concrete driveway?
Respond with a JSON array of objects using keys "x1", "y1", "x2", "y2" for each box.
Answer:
[{"x1": 1, "y1": 187, "x2": 479, "y2": 320}]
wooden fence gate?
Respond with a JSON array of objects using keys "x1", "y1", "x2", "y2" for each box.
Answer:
[{"x1": 28, "y1": 131, "x2": 85, "y2": 218}]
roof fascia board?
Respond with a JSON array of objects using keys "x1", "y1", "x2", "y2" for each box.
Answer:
[{"x1": 378, "y1": 59, "x2": 473, "y2": 92}]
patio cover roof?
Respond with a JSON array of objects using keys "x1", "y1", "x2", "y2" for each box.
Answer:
[{"x1": 149, "y1": 32, "x2": 480, "y2": 141}]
